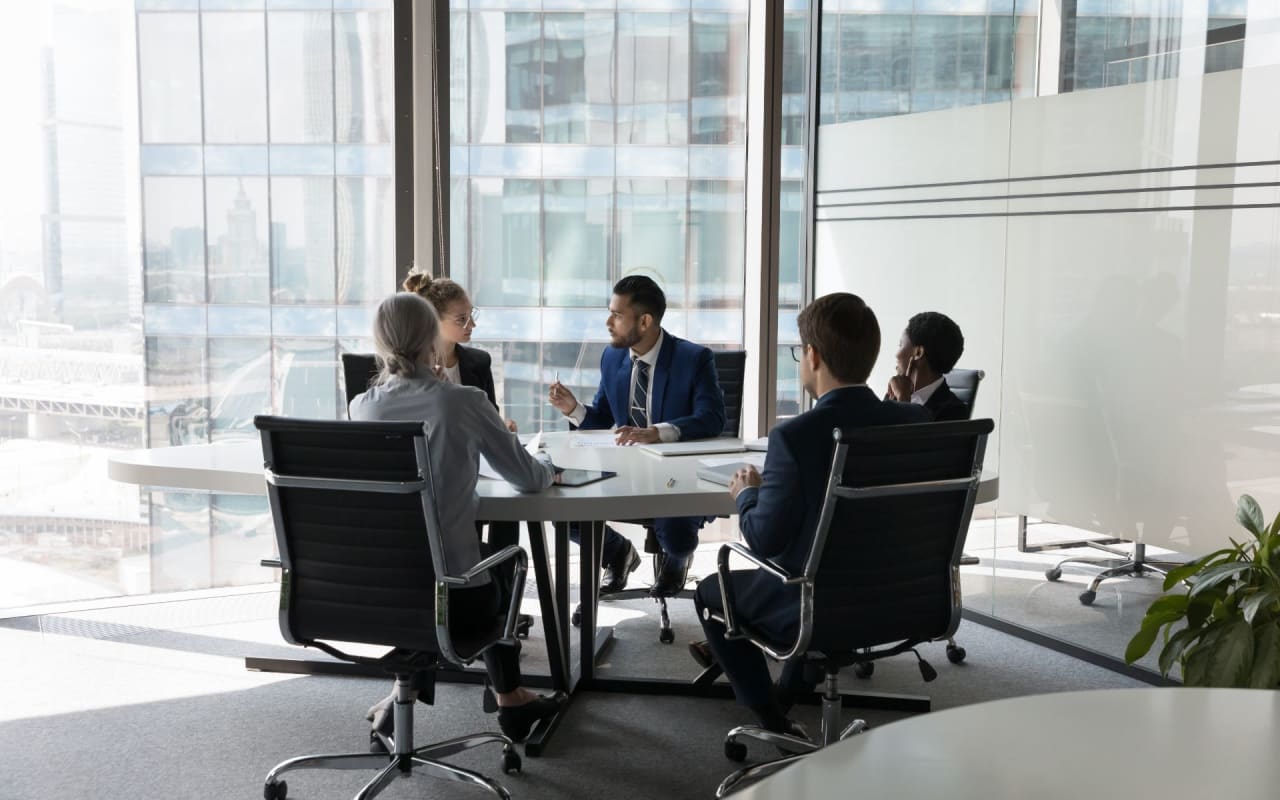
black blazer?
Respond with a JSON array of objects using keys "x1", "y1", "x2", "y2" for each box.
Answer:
[
  {"x1": 924, "y1": 379, "x2": 970, "y2": 422},
  {"x1": 731, "y1": 386, "x2": 930, "y2": 639},
  {"x1": 454, "y1": 345, "x2": 499, "y2": 413}
]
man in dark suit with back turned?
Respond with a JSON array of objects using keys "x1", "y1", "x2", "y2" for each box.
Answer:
[
  {"x1": 693, "y1": 292, "x2": 929, "y2": 735},
  {"x1": 885, "y1": 311, "x2": 969, "y2": 421},
  {"x1": 549, "y1": 275, "x2": 727, "y2": 597}
]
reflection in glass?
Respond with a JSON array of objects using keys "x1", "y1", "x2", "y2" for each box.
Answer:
[
  {"x1": 335, "y1": 11, "x2": 394, "y2": 143},
  {"x1": 146, "y1": 336, "x2": 208, "y2": 448},
  {"x1": 209, "y1": 338, "x2": 271, "y2": 441},
  {"x1": 469, "y1": 179, "x2": 541, "y2": 308},
  {"x1": 273, "y1": 338, "x2": 339, "y2": 420},
  {"x1": 207, "y1": 178, "x2": 270, "y2": 304},
  {"x1": 271, "y1": 177, "x2": 335, "y2": 304},
  {"x1": 690, "y1": 12, "x2": 748, "y2": 145},
  {"x1": 212, "y1": 493, "x2": 273, "y2": 588},
  {"x1": 138, "y1": 13, "x2": 202, "y2": 143},
  {"x1": 689, "y1": 180, "x2": 745, "y2": 308},
  {"x1": 617, "y1": 179, "x2": 687, "y2": 307},
  {"x1": 144, "y1": 177, "x2": 206, "y2": 304},
  {"x1": 544, "y1": 180, "x2": 611, "y2": 307},
  {"x1": 150, "y1": 490, "x2": 211, "y2": 594},
  {"x1": 337, "y1": 176, "x2": 395, "y2": 304},
  {"x1": 617, "y1": 13, "x2": 690, "y2": 145},
  {"x1": 544, "y1": 13, "x2": 615, "y2": 144},
  {"x1": 202, "y1": 13, "x2": 268, "y2": 143},
  {"x1": 268, "y1": 11, "x2": 335, "y2": 143}
]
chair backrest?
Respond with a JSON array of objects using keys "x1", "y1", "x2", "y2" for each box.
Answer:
[
  {"x1": 341, "y1": 353, "x2": 380, "y2": 415},
  {"x1": 255, "y1": 415, "x2": 457, "y2": 656},
  {"x1": 714, "y1": 350, "x2": 747, "y2": 437},
  {"x1": 800, "y1": 419, "x2": 993, "y2": 656},
  {"x1": 944, "y1": 368, "x2": 984, "y2": 414}
]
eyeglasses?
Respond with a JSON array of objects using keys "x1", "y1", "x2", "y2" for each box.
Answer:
[
  {"x1": 447, "y1": 309, "x2": 479, "y2": 327},
  {"x1": 789, "y1": 344, "x2": 807, "y2": 363}
]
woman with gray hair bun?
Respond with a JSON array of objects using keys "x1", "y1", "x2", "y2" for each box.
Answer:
[{"x1": 350, "y1": 292, "x2": 564, "y2": 744}]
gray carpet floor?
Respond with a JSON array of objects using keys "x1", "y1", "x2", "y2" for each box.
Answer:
[{"x1": 1, "y1": 589, "x2": 1148, "y2": 800}]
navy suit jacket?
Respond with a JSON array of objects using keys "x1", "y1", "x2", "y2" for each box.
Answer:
[
  {"x1": 455, "y1": 345, "x2": 498, "y2": 413},
  {"x1": 729, "y1": 385, "x2": 930, "y2": 640},
  {"x1": 578, "y1": 331, "x2": 726, "y2": 440},
  {"x1": 923, "y1": 379, "x2": 970, "y2": 422}
]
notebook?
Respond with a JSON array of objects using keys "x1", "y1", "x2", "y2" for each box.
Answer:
[
  {"x1": 696, "y1": 461, "x2": 754, "y2": 486},
  {"x1": 638, "y1": 440, "x2": 747, "y2": 457}
]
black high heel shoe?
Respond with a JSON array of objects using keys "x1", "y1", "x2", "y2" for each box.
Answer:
[{"x1": 496, "y1": 693, "x2": 566, "y2": 742}]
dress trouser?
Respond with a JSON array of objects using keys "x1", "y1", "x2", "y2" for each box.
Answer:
[
  {"x1": 694, "y1": 572, "x2": 811, "y2": 710},
  {"x1": 564, "y1": 516, "x2": 704, "y2": 562},
  {"x1": 433, "y1": 542, "x2": 522, "y2": 694}
]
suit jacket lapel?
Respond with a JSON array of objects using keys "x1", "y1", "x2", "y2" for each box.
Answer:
[
  {"x1": 651, "y1": 332, "x2": 675, "y2": 425},
  {"x1": 455, "y1": 346, "x2": 477, "y2": 387},
  {"x1": 611, "y1": 351, "x2": 632, "y2": 427}
]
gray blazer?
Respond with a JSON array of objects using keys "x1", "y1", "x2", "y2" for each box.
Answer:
[{"x1": 349, "y1": 368, "x2": 554, "y2": 580}]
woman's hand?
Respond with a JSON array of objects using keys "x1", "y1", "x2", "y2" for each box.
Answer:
[{"x1": 506, "y1": 419, "x2": 518, "y2": 432}]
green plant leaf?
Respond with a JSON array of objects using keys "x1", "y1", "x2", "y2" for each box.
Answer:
[
  {"x1": 1204, "y1": 619, "x2": 1254, "y2": 687},
  {"x1": 1126, "y1": 607, "x2": 1189, "y2": 663},
  {"x1": 1163, "y1": 552, "x2": 1232, "y2": 591},
  {"x1": 1158, "y1": 627, "x2": 1198, "y2": 676},
  {"x1": 1249, "y1": 624, "x2": 1280, "y2": 689},
  {"x1": 1183, "y1": 641, "x2": 1212, "y2": 685},
  {"x1": 1237, "y1": 495, "x2": 1266, "y2": 539},
  {"x1": 1189, "y1": 562, "x2": 1255, "y2": 597},
  {"x1": 1145, "y1": 593, "x2": 1190, "y2": 616},
  {"x1": 1186, "y1": 593, "x2": 1219, "y2": 629},
  {"x1": 1242, "y1": 589, "x2": 1279, "y2": 625}
]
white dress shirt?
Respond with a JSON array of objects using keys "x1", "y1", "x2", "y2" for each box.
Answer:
[
  {"x1": 911, "y1": 376, "x2": 945, "y2": 406},
  {"x1": 350, "y1": 367, "x2": 554, "y2": 581},
  {"x1": 567, "y1": 331, "x2": 680, "y2": 442}
]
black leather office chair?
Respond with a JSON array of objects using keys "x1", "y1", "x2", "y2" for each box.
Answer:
[
  {"x1": 255, "y1": 416, "x2": 524, "y2": 800},
  {"x1": 710, "y1": 419, "x2": 993, "y2": 797},
  {"x1": 341, "y1": 352, "x2": 380, "y2": 414},
  {"x1": 581, "y1": 349, "x2": 749, "y2": 643},
  {"x1": 945, "y1": 368, "x2": 984, "y2": 409}
]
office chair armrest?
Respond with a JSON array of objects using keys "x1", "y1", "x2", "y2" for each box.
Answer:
[
  {"x1": 451, "y1": 545, "x2": 529, "y2": 645},
  {"x1": 715, "y1": 542, "x2": 801, "y2": 640}
]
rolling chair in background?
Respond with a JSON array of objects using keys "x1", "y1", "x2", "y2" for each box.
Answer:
[
  {"x1": 711, "y1": 419, "x2": 993, "y2": 797},
  {"x1": 255, "y1": 416, "x2": 524, "y2": 800},
  {"x1": 575, "y1": 350, "x2": 748, "y2": 643}
]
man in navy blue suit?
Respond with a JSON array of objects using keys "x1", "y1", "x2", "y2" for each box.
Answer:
[
  {"x1": 549, "y1": 275, "x2": 727, "y2": 597},
  {"x1": 692, "y1": 293, "x2": 929, "y2": 734}
]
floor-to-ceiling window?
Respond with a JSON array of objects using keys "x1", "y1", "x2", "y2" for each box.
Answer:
[
  {"x1": 0, "y1": 0, "x2": 394, "y2": 611},
  {"x1": 449, "y1": 2, "x2": 749, "y2": 433}
]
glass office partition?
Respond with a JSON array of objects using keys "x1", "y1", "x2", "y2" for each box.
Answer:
[{"x1": 812, "y1": 0, "x2": 1280, "y2": 674}]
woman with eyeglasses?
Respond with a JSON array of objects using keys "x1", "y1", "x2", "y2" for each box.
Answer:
[
  {"x1": 403, "y1": 266, "x2": 518, "y2": 433},
  {"x1": 403, "y1": 267, "x2": 533, "y2": 638}
]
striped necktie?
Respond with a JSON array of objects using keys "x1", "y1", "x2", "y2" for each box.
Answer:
[{"x1": 630, "y1": 357, "x2": 650, "y2": 428}]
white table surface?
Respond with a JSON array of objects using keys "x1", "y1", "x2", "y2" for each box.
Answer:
[
  {"x1": 108, "y1": 430, "x2": 997, "y2": 521},
  {"x1": 733, "y1": 688, "x2": 1280, "y2": 800}
]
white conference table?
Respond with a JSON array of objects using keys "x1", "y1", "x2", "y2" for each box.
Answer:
[
  {"x1": 732, "y1": 687, "x2": 1280, "y2": 799},
  {"x1": 109, "y1": 430, "x2": 998, "y2": 755}
]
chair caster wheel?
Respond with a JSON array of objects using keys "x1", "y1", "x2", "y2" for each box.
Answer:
[
  {"x1": 1079, "y1": 590, "x2": 1097, "y2": 606},
  {"x1": 946, "y1": 644, "x2": 966, "y2": 664},
  {"x1": 502, "y1": 748, "x2": 522, "y2": 774},
  {"x1": 264, "y1": 780, "x2": 288, "y2": 800},
  {"x1": 725, "y1": 740, "x2": 748, "y2": 763},
  {"x1": 659, "y1": 628, "x2": 675, "y2": 644},
  {"x1": 853, "y1": 662, "x2": 874, "y2": 679},
  {"x1": 1045, "y1": 568, "x2": 1062, "y2": 581},
  {"x1": 571, "y1": 604, "x2": 581, "y2": 627},
  {"x1": 368, "y1": 730, "x2": 389, "y2": 754}
]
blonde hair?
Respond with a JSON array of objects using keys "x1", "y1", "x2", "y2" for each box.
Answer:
[
  {"x1": 372, "y1": 292, "x2": 440, "y2": 383},
  {"x1": 402, "y1": 265, "x2": 469, "y2": 316}
]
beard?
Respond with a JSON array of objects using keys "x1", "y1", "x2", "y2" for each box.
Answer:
[{"x1": 610, "y1": 328, "x2": 643, "y2": 350}]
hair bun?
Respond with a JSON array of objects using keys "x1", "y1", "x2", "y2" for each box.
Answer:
[{"x1": 402, "y1": 271, "x2": 432, "y2": 294}]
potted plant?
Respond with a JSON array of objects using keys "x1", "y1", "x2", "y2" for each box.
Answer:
[{"x1": 1125, "y1": 494, "x2": 1280, "y2": 688}]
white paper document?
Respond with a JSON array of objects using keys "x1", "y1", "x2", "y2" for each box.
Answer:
[
  {"x1": 698, "y1": 454, "x2": 765, "y2": 469},
  {"x1": 638, "y1": 440, "x2": 746, "y2": 457},
  {"x1": 570, "y1": 433, "x2": 619, "y2": 448}
]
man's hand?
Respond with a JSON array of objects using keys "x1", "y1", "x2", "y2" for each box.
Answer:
[
  {"x1": 548, "y1": 380, "x2": 578, "y2": 415},
  {"x1": 728, "y1": 465, "x2": 762, "y2": 499},
  {"x1": 887, "y1": 375, "x2": 913, "y2": 402},
  {"x1": 615, "y1": 426, "x2": 660, "y2": 446},
  {"x1": 505, "y1": 419, "x2": 519, "y2": 432}
]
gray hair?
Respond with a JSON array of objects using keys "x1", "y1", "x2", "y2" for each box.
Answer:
[{"x1": 372, "y1": 292, "x2": 440, "y2": 383}]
